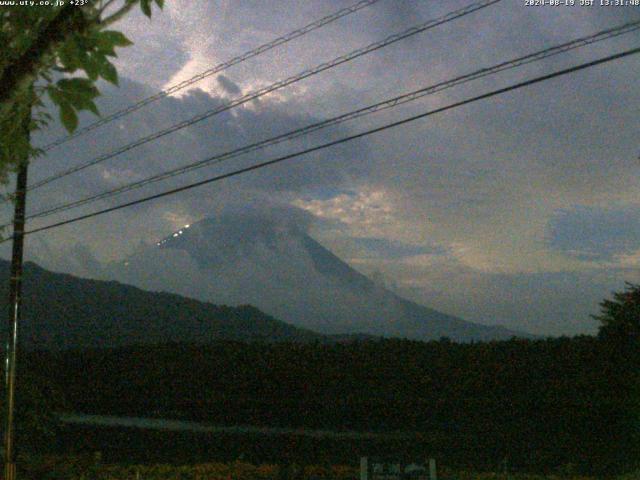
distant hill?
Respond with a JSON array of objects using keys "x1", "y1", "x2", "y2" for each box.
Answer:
[
  {"x1": 110, "y1": 210, "x2": 530, "y2": 342},
  {"x1": 0, "y1": 260, "x2": 324, "y2": 350}
]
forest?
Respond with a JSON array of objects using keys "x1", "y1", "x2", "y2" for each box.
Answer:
[
  {"x1": 9, "y1": 284, "x2": 638, "y2": 476},
  {"x1": 19, "y1": 333, "x2": 636, "y2": 475}
]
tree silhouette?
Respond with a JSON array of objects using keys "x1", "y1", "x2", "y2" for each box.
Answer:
[{"x1": 593, "y1": 282, "x2": 640, "y2": 343}]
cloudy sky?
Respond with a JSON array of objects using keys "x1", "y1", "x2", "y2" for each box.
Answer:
[{"x1": 3, "y1": 0, "x2": 640, "y2": 336}]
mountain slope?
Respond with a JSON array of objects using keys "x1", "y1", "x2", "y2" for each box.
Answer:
[
  {"x1": 0, "y1": 260, "x2": 323, "y2": 350},
  {"x1": 112, "y1": 212, "x2": 528, "y2": 342}
]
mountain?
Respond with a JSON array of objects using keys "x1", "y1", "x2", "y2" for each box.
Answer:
[
  {"x1": 111, "y1": 211, "x2": 527, "y2": 342},
  {"x1": 0, "y1": 260, "x2": 325, "y2": 350}
]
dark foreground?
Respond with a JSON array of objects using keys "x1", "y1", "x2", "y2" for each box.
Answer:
[{"x1": 18, "y1": 334, "x2": 639, "y2": 477}]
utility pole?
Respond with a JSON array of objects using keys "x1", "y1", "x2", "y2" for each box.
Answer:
[{"x1": 3, "y1": 102, "x2": 31, "y2": 480}]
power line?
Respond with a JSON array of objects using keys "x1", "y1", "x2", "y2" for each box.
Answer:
[
  {"x1": 20, "y1": 19, "x2": 640, "y2": 223},
  {"x1": 14, "y1": 45, "x2": 640, "y2": 240},
  {"x1": 25, "y1": 0, "x2": 502, "y2": 193},
  {"x1": 38, "y1": 0, "x2": 382, "y2": 152}
]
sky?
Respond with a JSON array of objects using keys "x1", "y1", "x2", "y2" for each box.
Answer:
[{"x1": 3, "y1": 0, "x2": 640, "y2": 336}]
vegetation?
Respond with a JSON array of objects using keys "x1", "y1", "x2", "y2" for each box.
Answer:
[
  {"x1": 19, "y1": 457, "x2": 355, "y2": 480},
  {"x1": 26, "y1": 330, "x2": 637, "y2": 476},
  {"x1": 12, "y1": 456, "x2": 640, "y2": 480},
  {"x1": 594, "y1": 282, "x2": 640, "y2": 343},
  {"x1": 0, "y1": 0, "x2": 163, "y2": 175},
  {"x1": 7, "y1": 270, "x2": 639, "y2": 477},
  {"x1": 0, "y1": 371, "x2": 65, "y2": 453}
]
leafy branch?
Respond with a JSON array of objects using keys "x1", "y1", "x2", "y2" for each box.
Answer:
[{"x1": 0, "y1": 0, "x2": 164, "y2": 172}]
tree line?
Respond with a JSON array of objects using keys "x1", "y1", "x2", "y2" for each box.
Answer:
[{"x1": 12, "y1": 283, "x2": 640, "y2": 476}]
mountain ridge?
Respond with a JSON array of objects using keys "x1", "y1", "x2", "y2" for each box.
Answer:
[
  {"x1": 0, "y1": 259, "x2": 328, "y2": 350},
  {"x1": 112, "y1": 212, "x2": 530, "y2": 342}
]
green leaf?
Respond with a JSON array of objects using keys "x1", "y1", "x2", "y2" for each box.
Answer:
[
  {"x1": 57, "y1": 37, "x2": 83, "y2": 72},
  {"x1": 58, "y1": 44, "x2": 79, "y2": 72},
  {"x1": 57, "y1": 77, "x2": 97, "y2": 95},
  {"x1": 99, "y1": 30, "x2": 134, "y2": 47},
  {"x1": 82, "y1": 54, "x2": 100, "y2": 81},
  {"x1": 59, "y1": 103, "x2": 78, "y2": 133},
  {"x1": 47, "y1": 86, "x2": 65, "y2": 107},
  {"x1": 48, "y1": 83, "x2": 100, "y2": 118},
  {"x1": 67, "y1": 92, "x2": 99, "y2": 113},
  {"x1": 85, "y1": 101, "x2": 100, "y2": 116},
  {"x1": 94, "y1": 39, "x2": 116, "y2": 58},
  {"x1": 98, "y1": 58, "x2": 118, "y2": 85},
  {"x1": 155, "y1": 0, "x2": 164, "y2": 8},
  {"x1": 141, "y1": 0, "x2": 152, "y2": 17}
]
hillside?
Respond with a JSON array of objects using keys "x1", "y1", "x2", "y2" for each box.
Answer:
[{"x1": 0, "y1": 260, "x2": 323, "y2": 349}]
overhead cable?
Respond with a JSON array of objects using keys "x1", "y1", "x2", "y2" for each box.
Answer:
[
  {"x1": 21, "y1": 19, "x2": 640, "y2": 223},
  {"x1": 38, "y1": 0, "x2": 383, "y2": 152},
  {"x1": 14, "y1": 45, "x2": 640, "y2": 239},
  {"x1": 26, "y1": 0, "x2": 502, "y2": 192}
]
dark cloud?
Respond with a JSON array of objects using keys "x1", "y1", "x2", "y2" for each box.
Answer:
[
  {"x1": 3, "y1": 75, "x2": 369, "y2": 267},
  {"x1": 28, "y1": 76, "x2": 369, "y2": 197},
  {"x1": 216, "y1": 75, "x2": 242, "y2": 95}
]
